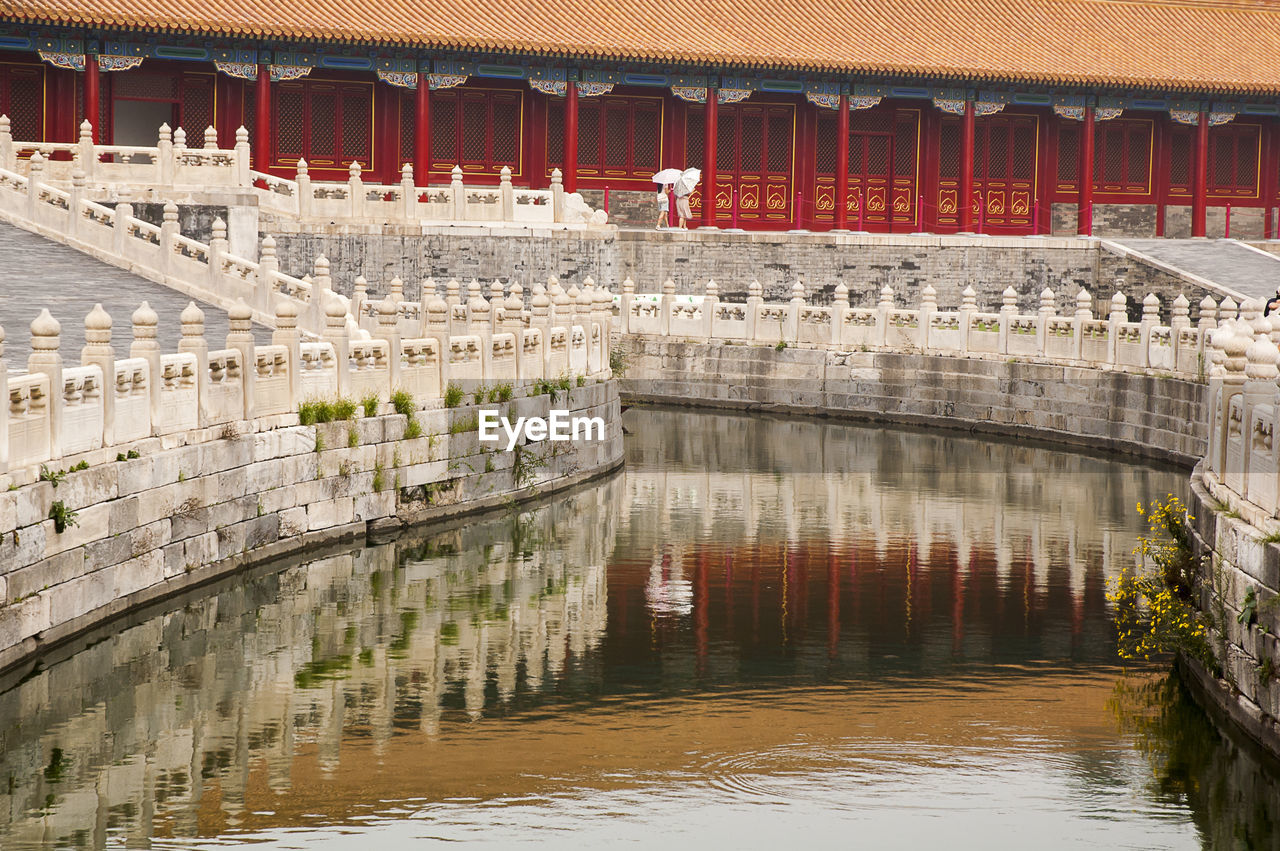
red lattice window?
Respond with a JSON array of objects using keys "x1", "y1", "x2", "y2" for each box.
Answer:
[
  {"x1": 0, "y1": 63, "x2": 44, "y2": 142},
  {"x1": 1169, "y1": 129, "x2": 1191, "y2": 189},
  {"x1": 548, "y1": 94, "x2": 658, "y2": 179},
  {"x1": 272, "y1": 79, "x2": 372, "y2": 170},
  {"x1": 939, "y1": 120, "x2": 959, "y2": 179},
  {"x1": 605, "y1": 106, "x2": 628, "y2": 167},
  {"x1": 399, "y1": 92, "x2": 415, "y2": 164},
  {"x1": 632, "y1": 105, "x2": 660, "y2": 171},
  {"x1": 729, "y1": 109, "x2": 752, "y2": 171},
  {"x1": 894, "y1": 117, "x2": 916, "y2": 177},
  {"x1": 179, "y1": 77, "x2": 213, "y2": 139},
  {"x1": 852, "y1": 110, "x2": 892, "y2": 134},
  {"x1": 815, "y1": 116, "x2": 836, "y2": 173},
  {"x1": 1091, "y1": 119, "x2": 1151, "y2": 192},
  {"x1": 243, "y1": 86, "x2": 255, "y2": 144},
  {"x1": 432, "y1": 87, "x2": 521, "y2": 175},
  {"x1": 1057, "y1": 123, "x2": 1079, "y2": 183},
  {"x1": 1208, "y1": 123, "x2": 1260, "y2": 196},
  {"x1": 112, "y1": 71, "x2": 176, "y2": 100},
  {"x1": 1011, "y1": 125, "x2": 1034, "y2": 180},
  {"x1": 547, "y1": 100, "x2": 564, "y2": 166},
  {"x1": 686, "y1": 110, "x2": 705, "y2": 170},
  {"x1": 766, "y1": 111, "x2": 791, "y2": 173}
]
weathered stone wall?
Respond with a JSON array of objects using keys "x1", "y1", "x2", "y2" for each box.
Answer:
[
  {"x1": 617, "y1": 338, "x2": 1207, "y2": 465},
  {"x1": 580, "y1": 188, "x2": 665, "y2": 229},
  {"x1": 270, "y1": 228, "x2": 1221, "y2": 318},
  {"x1": 1186, "y1": 472, "x2": 1280, "y2": 758},
  {"x1": 0, "y1": 381, "x2": 623, "y2": 674}
]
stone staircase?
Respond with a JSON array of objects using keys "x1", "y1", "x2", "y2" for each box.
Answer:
[
  {"x1": 0, "y1": 220, "x2": 264, "y2": 355},
  {"x1": 1109, "y1": 238, "x2": 1280, "y2": 302}
]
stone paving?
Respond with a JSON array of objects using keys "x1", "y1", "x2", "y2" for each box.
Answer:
[
  {"x1": 1117, "y1": 238, "x2": 1280, "y2": 301},
  {"x1": 0, "y1": 221, "x2": 266, "y2": 361}
]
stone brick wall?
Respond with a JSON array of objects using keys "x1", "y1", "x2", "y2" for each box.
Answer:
[
  {"x1": 580, "y1": 188, "x2": 667, "y2": 229},
  {"x1": 0, "y1": 381, "x2": 623, "y2": 673},
  {"x1": 617, "y1": 338, "x2": 1207, "y2": 465}
]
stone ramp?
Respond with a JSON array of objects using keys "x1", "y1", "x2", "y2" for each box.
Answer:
[
  {"x1": 1112, "y1": 238, "x2": 1280, "y2": 302},
  {"x1": 0, "y1": 220, "x2": 267, "y2": 359}
]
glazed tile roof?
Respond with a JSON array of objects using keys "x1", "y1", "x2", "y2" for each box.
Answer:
[{"x1": 6, "y1": 0, "x2": 1280, "y2": 94}]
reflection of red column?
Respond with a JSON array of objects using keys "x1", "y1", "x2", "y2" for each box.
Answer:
[
  {"x1": 1078, "y1": 106, "x2": 1094, "y2": 235},
  {"x1": 564, "y1": 82, "x2": 579, "y2": 194},
  {"x1": 703, "y1": 89, "x2": 718, "y2": 227},
  {"x1": 835, "y1": 95, "x2": 849, "y2": 230},
  {"x1": 827, "y1": 552, "x2": 840, "y2": 659},
  {"x1": 414, "y1": 72, "x2": 431, "y2": 187},
  {"x1": 84, "y1": 58, "x2": 100, "y2": 143},
  {"x1": 254, "y1": 64, "x2": 271, "y2": 172},
  {"x1": 694, "y1": 552, "x2": 709, "y2": 674},
  {"x1": 959, "y1": 100, "x2": 975, "y2": 232},
  {"x1": 952, "y1": 556, "x2": 965, "y2": 652},
  {"x1": 1192, "y1": 110, "x2": 1208, "y2": 237}
]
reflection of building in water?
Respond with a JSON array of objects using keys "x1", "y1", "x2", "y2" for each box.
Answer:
[
  {"x1": 0, "y1": 481, "x2": 618, "y2": 846},
  {"x1": 0, "y1": 413, "x2": 1189, "y2": 846}
]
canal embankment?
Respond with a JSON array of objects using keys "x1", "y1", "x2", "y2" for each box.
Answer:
[{"x1": 0, "y1": 380, "x2": 623, "y2": 677}]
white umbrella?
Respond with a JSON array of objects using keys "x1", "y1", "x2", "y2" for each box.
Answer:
[
  {"x1": 674, "y1": 167, "x2": 701, "y2": 196},
  {"x1": 652, "y1": 168, "x2": 683, "y2": 184}
]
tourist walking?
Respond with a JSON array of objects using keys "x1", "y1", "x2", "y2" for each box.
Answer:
[{"x1": 655, "y1": 184, "x2": 670, "y2": 229}]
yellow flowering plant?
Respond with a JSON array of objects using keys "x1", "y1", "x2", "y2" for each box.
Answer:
[{"x1": 1108, "y1": 495, "x2": 1214, "y2": 665}]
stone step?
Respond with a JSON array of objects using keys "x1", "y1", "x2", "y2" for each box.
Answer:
[
  {"x1": 1115, "y1": 238, "x2": 1280, "y2": 302},
  {"x1": 0, "y1": 220, "x2": 267, "y2": 360}
]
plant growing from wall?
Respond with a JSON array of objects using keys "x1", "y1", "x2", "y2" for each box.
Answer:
[
  {"x1": 443, "y1": 382, "x2": 465, "y2": 408},
  {"x1": 1108, "y1": 495, "x2": 1213, "y2": 668},
  {"x1": 609, "y1": 346, "x2": 627, "y2": 376},
  {"x1": 49, "y1": 500, "x2": 78, "y2": 534},
  {"x1": 361, "y1": 393, "x2": 380, "y2": 418}
]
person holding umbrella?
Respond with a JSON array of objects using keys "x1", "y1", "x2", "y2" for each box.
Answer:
[
  {"x1": 651, "y1": 168, "x2": 683, "y2": 230},
  {"x1": 674, "y1": 167, "x2": 700, "y2": 229}
]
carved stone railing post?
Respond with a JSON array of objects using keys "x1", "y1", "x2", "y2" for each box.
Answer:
[
  {"x1": 348, "y1": 161, "x2": 365, "y2": 219},
  {"x1": 746, "y1": 280, "x2": 763, "y2": 341},
  {"x1": 226, "y1": 300, "x2": 256, "y2": 420},
  {"x1": 831, "y1": 283, "x2": 850, "y2": 346},
  {"x1": 256, "y1": 234, "x2": 279, "y2": 316},
  {"x1": 82, "y1": 303, "x2": 115, "y2": 444},
  {"x1": 619, "y1": 277, "x2": 635, "y2": 335},
  {"x1": 1072, "y1": 288, "x2": 1092, "y2": 360},
  {"x1": 1199, "y1": 296, "x2": 1218, "y2": 332},
  {"x1": 28, "y1": 310, "x2": 63, "y2": 460},
  {"x1": 920, "y1": 284, "x2": 938, "y2": 351},
  {"x1": 451, "y1": 166, "x2": 465, "y2": 220},
  {"x1": 203, "y1": 126, "x2": 218, "y2": 150},
  {"x1": 178, "y1": 302, "x2": 211, "y2": 427},
  {"x1": 401, "y1": 164, "x2": 416, "y2": 221},
  {"x1": 1140, "y1": 293, "x2": 1161, "y2": 367},
  {"x1": 959, "y1": 285, "x2": 977, "y2": 353},
  {"x1": 998, "y1": 286, "x2": 1018, "y2": 354},
  {"x1": 322, "y1": 295, "x2": 351, "y2": 396},
  {"x1": 530, "y1": 286, "x2": 552, "y2": 377},
  {"x1": 129, "y1": 302, "x2": 162, "y2": 433},
  {"x1": 0, "y1": 324, "x2": 7, "y2": 472},
  {"x1": 550, "y1": 277, "x2": 570, "y2": 332},
  {"x1": 595, "y1": 284, "x2": 614, "y2": 364},
  {"x1": 875, "y1": 284, "x2": 894, "y2": 347},
  {"x1": 787, "y1": 280, "x2": 806, "y2": 344},
  {"x1": 423, "y1": 292, "x2": 452, "y2": 390},
  {"x1": 566, "y1": 283, "x2": 582, "y2": 334},
  {"x1": 1171, "y1": 294, "x2": 1191, "y2": 333},
  {"x1": 500, "y1": 166, "x2": 515, "y2": 221},
  {"x1": 0, "y1": 115, "x2": 14, "y2": 172},
  {"x1": 551, "y1": 168, "x2": 564, "y2": 223},
  {"x1": 446, "y1": 278, "x2": 464, "y2": 335},
  {"x1": 1107, "y1": 291, "x2": 1127, "y2": 364},
  {"x1": 659, "y1": 278, "x2": 676, "y2": 336},
  {"x1": 76, "y1": 120, "x2": 94, "y2": 181},
  {"x1": 505, "y1": 284, "x2": 526, "y2": 377},
  {"x1": 352, "y1": 275, "x2": 369, "y2": 325},
  {"x1": 26, "y1": 150, "x2": 43, "y2": 217},
  {"x1": 235, "y1": 126, "x2": 251, "y2": 187},
  {"x1": 159, "y1": 201, "x2": 180, "y2": 279},
  {"x1": 703, "y1": 279, "x2": 719, "y2": 340},
  {"x1": 1244, "y1": 329, "x2": 1280, "y2": 510},
  {"x1": 489, "y1": 280, "x2": 506, "y2": 332},
  {"x1": 467, "y1": 287, "x2": 492, "y2": 376},
  {"x1": 113, "y1": 187, "x2": 133, "y2": 257},
  {"x1": 376, "y1": 298, "x2": 402, "y2": 389},
  {"x1": 310, "y1": 255, "x2": 332, "y2": 334},
  {"x1": 208, "y1": 217, "x2": 228, "y2": 292},
  {"x1": 1035, "y1": 287, "x2": 1055, "y2": 354},
  {"x1": 296, "y1": 159, "x2": 312, "y2": 218},
  {"x1": 273, "y1": 300, "x2": 302, "y2": 410},
  {"x1": 158, "y1": 123, "x2": 175, "y2": 186},
  {"x1": 67, "y1": 168, "x2": 85, "y2": 239}
]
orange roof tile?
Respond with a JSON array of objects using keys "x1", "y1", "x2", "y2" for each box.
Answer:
[{"x1": 6, "y1": 0, "x2": 1280, "y2": 94}]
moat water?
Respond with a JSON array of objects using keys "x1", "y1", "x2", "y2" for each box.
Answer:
[{"x1": 3, "y1": 409, "x2": 1279, "y2": 849}]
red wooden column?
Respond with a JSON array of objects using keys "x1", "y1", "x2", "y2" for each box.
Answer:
[
  {"x1": 959, "y1": 99, "x2": 975, "y2": 232},
  {"x1": 563, "y1": 81, "x2": 579, "y2": 193},
  {"x1": 834, "y1": 95, "x2": 850, "y2": 230},
  {"x1": 83, "y1": 56, "x2": 100, "y2": 142},
  {"x1": 703, "y1": 87, "x2": 718, "y2": 227},
  {"x1": 1078, "y1": 106, "x2": 1095, "y2": 235},
  {"x1": 414, "y1": 72, "x2": 431, "y2": 187},
  {"x1": 254, "y1": 64, "x2": 271, "y2": 172},
  {"x1": 1192, "y1": 110, "x2": 1208, "y2": 237}
]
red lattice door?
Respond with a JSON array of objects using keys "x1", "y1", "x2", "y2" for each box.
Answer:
[
  {"x1": 689, "y1": 103, "x2": 794, "y2": 227},
  {"x1": 973, "y1": 113, "x2": 1039, "y2": 234},
  {"x1": 0, "y1": 62, "x2": 44, "y2": 143}
]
